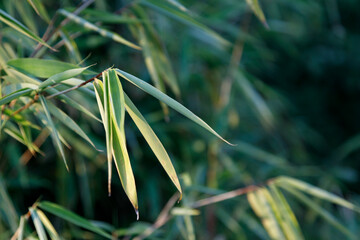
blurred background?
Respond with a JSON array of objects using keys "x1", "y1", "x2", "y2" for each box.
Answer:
[{"x1": 1, "y1": 0, "x2": 360, "y2": 239}]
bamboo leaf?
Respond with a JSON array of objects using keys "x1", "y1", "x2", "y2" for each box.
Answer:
[
  {"x1": 29, "y1": 207, "x2": 48, "y2": 240},
  {"x1": 17, "y1": 216, "x2": 26, "y2": 240},
  {"x1": 247, "y1": 188, "x2": 285, "y2": 240},
  {"x1": 47, "y1": 102, "x2": 97, "y2": 149},
  {"x1": 0, "y1": 9, "x2": 54, "y2": 50},
  {"x1": 7, "y1": 58, "x2": 95, "y2": 78},
  {"x1": 38, "y1": 66, "x2": 90, "y2": 89},
  {"x1": 116, "y1": 69, "x2": 233, "y2": 145},
  {"x1": 38, "y1": 201, "x2": 112, "y2": 239},
  {"x1": 140, "y1": 0, "x2": 230, "y2": 48},
  {"x1": 124, "y1": 93, "x2": 182, "y2": 197},
  {"x1": 105, "y1": 70, "x2": 139, "y2": 217},
  {"x1": 0, "y1": 88, "x2": 33, "y2": 106},
  {"x1": 269, "y1": 184, "x2": 303, "y2": 240},
  {"x1": 58, "y1": 9, "x2": 141, "y2": 50},
  {"x1": 102, "y1": 72, "x2": 113, "y2": 196},
  {"x1": 276, "y1": 176, "x2": 360, "y2": 213},
  {"x1": 39, "y1": 96, "x2": 68, "y2": 170},
  {"x1": 245, "y1": 0, "x2": 268, "y2": 28},
  {"x1": 26, "y1": 0, "x2": 50, "y2": 22},
  {"x1": 36, "y1": 209, "x2": 60, "y2": 240},
  {"x1": 279, "y1": 185, "x2": 356, "y2": 239}
]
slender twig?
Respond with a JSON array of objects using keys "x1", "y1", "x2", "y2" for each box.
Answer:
[
  {"x1": 46, "y1": 71, "x2": 102, "y2": 100},
  {"x1": 191, "y1": 185, "x2": 258, "y2": 208}
]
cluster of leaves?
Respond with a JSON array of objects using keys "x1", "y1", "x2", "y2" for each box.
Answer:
[{"x1": 1, "y1": 0, "x2": 360, "y2": 239}]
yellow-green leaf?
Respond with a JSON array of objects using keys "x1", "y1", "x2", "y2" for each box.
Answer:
[
  {"x1": 124, "y1": 93, "x2": 182, "y2": 197},
  {"x1": 245, "y1": 0, "x2": 268, "y2": 28}
]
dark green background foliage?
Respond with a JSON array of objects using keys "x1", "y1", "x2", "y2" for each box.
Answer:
[{"x1": 1, "y1": 0, "x2": 360, "y2": 239}]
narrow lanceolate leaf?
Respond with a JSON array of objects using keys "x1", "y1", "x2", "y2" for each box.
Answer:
[
  {"x1": 247, "y1": 188, "x2": 285, "y2": 240},
  {"x1": 140, "y1": 0, "x2": 230, "y2": 48},
  {"x1": 38, "y1": 201, "x2": 112, "y2": 239},
  {"x1": 102, "y1": 72, "x2": 113, "y2": 196},
  {"x1": 245, "y1": 0, "x2": 268, "y2": 28},
  {"x1": 26, "y1": 0, "x2": 50, "y2": 22},
  {"x1": 116, "y1": 69, "x2": 233, "y2": 145},
  {"x1": 0, "y1": 9, "x2": 54, "y2": 50},
  {"x1": 39, "y1": 96, "x2": 68, "y2": 170},
  {"x1": 29, "y1": 207, "x2": 48, "y2": 240},
  {"x1": 106, "y1": 70, "x2": 139, "y2": 217},
  {"x1": 0, "y1": 88, "x2": 33, "y2": 106},
  {"x1": 125, "y1": 93, "x2": 182, "y2": 197},
  {"x1": 36, "y1": 209, "x2": 60, "y2": 240},
  {"x1": 17, "y1": 216, "x2": 26, "y2": 240},
  {"x1": 7, "y1": 58, "x2": 95, "y2": 78},
  {"x1": 279, "y1": 185, "x2": 356, "y2": 239},
  {"x1": 39, "y1": 66, "x2": 90, "y2": 89},
  {"x1": 275, "y1": 176, "x2": 360, "y2": 213},
  {"x1": 58, "y1": 9, "x2": 141, "y2": 50},
  {"x1": 269, "y1": 184, "x2": 303, "y2": 240},
  {"x1": 47, "y1": 102, "x2": 97, "y2": 149}
]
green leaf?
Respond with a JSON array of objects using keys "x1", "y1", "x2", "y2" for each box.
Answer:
[
  {"x1": 7, "y1": 58, "x2": 95, "y2": 78},
  {"x1": 36, "y1": 209, "x2": 60, "y2": 240},
  {"x1": 0, "y1": 9, "x2": 53, "y2": 50},
  {"x1": 0, "y1": 88, "x2": 33, "y2": 106},
  {"x1": 39, "y1": 96, "x2": 68, "y2": 170},
  {"x1": 140, "y1": 0, "x2": 230, "y2": 48},
  {"x1": 38, "y1": 201, "x2": 112, "y2": 239},
  {"x1": 17, "y1": 216, "x2": 26, "y2": 240},
  {"x1": 26, "y1": 0, "x2": 50, "y2": 22},
  {"x1": 247, "y1": 188, "x2": 285, "y2": 240},
  {"x1": 58, "y1": 9, "x2": 141, "y2": 50},
  {"x1": 116, "y1": 69, "x2": 233, "y2": 145},
  {"x1": 102, "y1": 72, "x2": 113, "y2": 196},
  {"x1": 124, "y1": 93, "x2": 182, "y2": 197},
  {"x1": 106, "y1": 70, "x2": 139, "y2": 216},
  {"x1": 29, "y1": 207, "x2": 48, "y2": 240},
  {"x1": 245, "y1": 0, "x2": 268, "y2": 28},
  {"x1": 47, "y1": 102, "x2": 97, "y2": 149},
  {"x1": 279, "y1": 185, "x2": 356, "y2": 239},
  {"x1": 276, "y1": 176, "x2": 360, "y2": 213},
  {"x1": 269, "y1": 184, "x2": 303, "y2": 240},
  {"x1": 38, "y1": 66, "x2": 90, "y2": 89}
]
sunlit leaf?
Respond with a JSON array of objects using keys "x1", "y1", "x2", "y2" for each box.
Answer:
[
  {"x1": 279, "y1": 185, "x2": 356, "y2": 239},
  {"x1": 29, "y1": 207, "x2": 48, "y2": 240},
  {"x1": 38, "y1": 66, "x2": 90, "y2": 89},
  {"x1": 26, "y1": 0, "x2": 50, "y2": 22},
  {"x1": 0, "y1": 9, "x2": 53, "y2": 50},
  {"x1": 116, "y1": 69, "x2": 233, "y2": 145},
  {"x1": 7, "y1": 58, "x2": 95, "y2": 78},
  {"x1": 125, "y1": 93, "x2": 182, "y2": 197},
  {"x1": 276, "y1": 176, "x2": 360, "y2": 213},
  {"x1": 36, "y1": 209, "x2": 60, "y2": 240}
]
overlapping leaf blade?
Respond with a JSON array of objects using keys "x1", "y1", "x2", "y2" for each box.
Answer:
[
  {"x1": 38, "y1": 201, "x2": 112, "y2": 239},
  {"x1": 36, "y1": 209, "x2": 60, "y2": 240},
  {"x1": 0, "y1": 9, "x2": 53, "y2": 49},
  {"x1": 116, "y1": 69, "x2": 232, "y2": 145},
  {"x1": 276, "y1": 176, "x2": 360, "y2": 213},
  {"x1": 7, "y1": 58, "x2": 95, "y2": 78},
  {"x1": 29, "y1": 207, "x2": 48, "y2": 240},
  {"x1": 38, "y1": 66, "x2": 89, "y2": 89},
  {"x1": 0, "y1": 88, "x2": 33, "y2": 106},
  {"x1": 39, "y1": 96, "x2": 68, "y2": 170},
  {"x1": 58, "y1": 9, "x2": 141, "y2": 50},
  {"x1": 124, "y1": 93, "x2": 182, "y2": 197}
]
